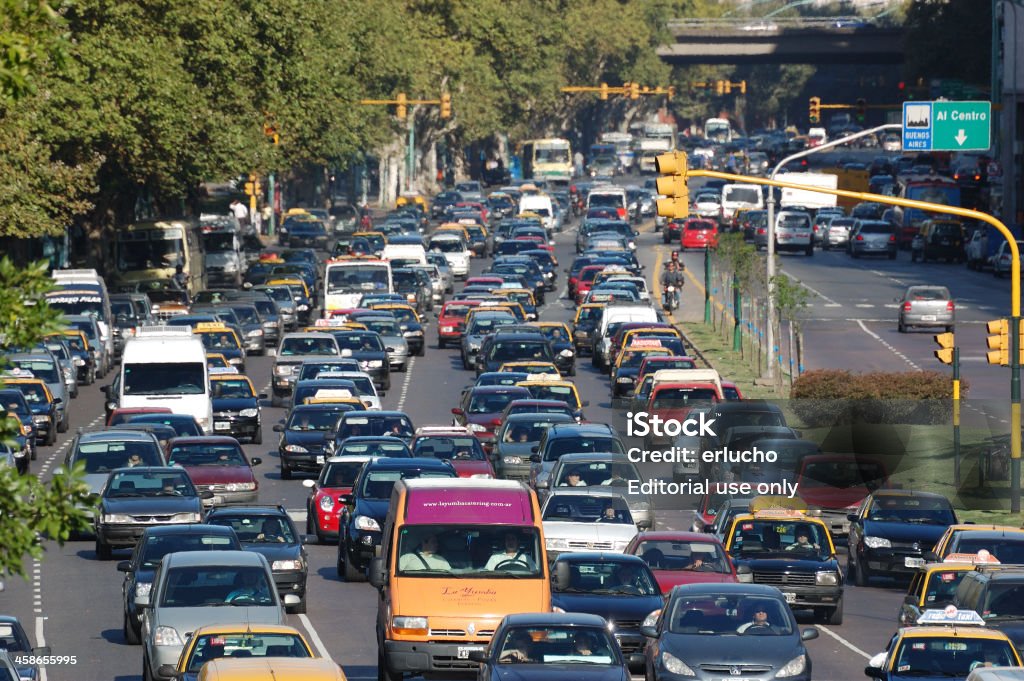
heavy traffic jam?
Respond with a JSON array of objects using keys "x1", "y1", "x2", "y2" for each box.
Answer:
[{"x1": 0, "y1": 135, "x2": 1019, "y2": 681}]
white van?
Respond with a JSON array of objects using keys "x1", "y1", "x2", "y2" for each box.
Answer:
[
  {"x1": 586, "y1": 186, "x2": 628, "y2": 220},
  {"x1": 381, "y1": 243, "x2": 427, "y2": 267},
  {"x1": 117, "y1": 326, "x2": 212, "y2": 433},
  {"x1": 721, "y1": 183, "x2": 764, "y2": 224},
  {"x1": 51, "y1": 269, "x2": 114, "y2": 366},
  {"x1": 518, "y1": 194, "x2": 555, "y2": 232},
  {"x1": 596, "y1": 305, "x2": 659, "y2": 368},
  {"x1": 427, "y1": 233, "x2": 470, "y2": 278}
]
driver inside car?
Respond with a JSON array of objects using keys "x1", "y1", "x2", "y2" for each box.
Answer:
[{"x1": 484, "y1": 532, "x2": 536, "y2": 571}]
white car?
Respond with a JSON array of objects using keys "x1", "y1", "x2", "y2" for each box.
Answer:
[{"x1": 541, "y1": 488, "x2": 639, "y2": 561}]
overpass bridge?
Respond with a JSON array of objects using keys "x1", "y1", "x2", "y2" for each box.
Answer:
[{"x1": 658, "y1": 17, "x2": 906, "y2": 65}]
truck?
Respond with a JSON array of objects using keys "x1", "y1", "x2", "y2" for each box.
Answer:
[
  {"x1": 635, "y1": 123, "x2": 677, "y2": 173},
  {"x1": 778, "y1": 171, "x2": 839, "y2": 211},
  {"x1": 822, "y1": 167, "x2": 870, "y2": 212}
]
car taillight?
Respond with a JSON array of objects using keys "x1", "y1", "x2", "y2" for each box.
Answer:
[
  {"x1": 947, "y1": 301, "x2": 955, "y2": 312},
  {"x1": 616, "y1": 207, "x2": 627, "y2": 219},
  {"x1": 856, "y1": 235, "x2": 864, "y2": 241},
  {"x1": 902, "y1": 302, "x2": 912, "y2": 312},
  {"x1": 889, "y1": 234, "x2": 897, "y2": 242},
  {"x1": 757, "y1": 227, "x2": 766, "y2": 234}
]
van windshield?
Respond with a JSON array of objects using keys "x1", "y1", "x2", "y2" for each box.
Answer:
[
  {"x1": 725, "y1": 188, "x2": 760, "y2": 204},
  {"x1": 123, "y1": 362, "x2": 206, "y2": 396},
  {"x1": 396, "y1": 525, "x2": 542, "y2": 578}
]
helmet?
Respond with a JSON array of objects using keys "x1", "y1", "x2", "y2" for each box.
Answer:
[{"x1": 670, "y1": 250, "x2": 679, "y2": 261}]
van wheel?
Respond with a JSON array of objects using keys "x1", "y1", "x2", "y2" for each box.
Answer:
[{"x1": 378, "y1": 647, "x2": 401, "y2": 681}]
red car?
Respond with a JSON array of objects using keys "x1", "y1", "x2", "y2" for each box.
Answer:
[
  {"x1": 436, "y1": 300, "x2": 481, "y2": 348},
  {"x1": 165, "y1": 436, "x2": 261, "y2": 505},
  {"x1": 625, "y1": 531, "x2": 738, "y2": 592},
  {"x1": 722, "y1": 380, "x2": 743, "y2": 400},
  {"x1": 302, "y1": 454, "x2": 373, "y2": 543},
  {"x1": 680, "y1": 218, "x2": 718, "y2": 251},
  {"x1": 107, "y1": 406, "x2": 172, "y2": 427},
  {"x1": 574, "y1": 265, "x2": 607, "y2": 305},
  {"x1": 411, "y1": 426, "x2": 495, "y2": 478}
]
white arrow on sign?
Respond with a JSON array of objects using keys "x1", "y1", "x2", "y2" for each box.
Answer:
[{"x1": 955, "y1": 129, "x2": 968, "y2": 146}]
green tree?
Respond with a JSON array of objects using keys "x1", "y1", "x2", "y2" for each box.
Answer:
[
  {"x1": 0, "y1": 257, "x2": 93, "y2": 580},
  {"x1": 0, "y1": 0, "x2": 67, "y2": 104}
]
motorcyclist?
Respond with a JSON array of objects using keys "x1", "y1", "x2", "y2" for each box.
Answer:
[
  {"x1": 173, "y1": 264, "x2": 188, "y2": 289},
  {"x1": 660, "y1": 261, "x2": 685, "y2": 308}
]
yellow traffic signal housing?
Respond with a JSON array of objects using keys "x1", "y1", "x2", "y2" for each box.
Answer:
[
  {"x1": 809, "y1": 97, "x2": 821, "y2": 124},
  {"x1": 395, "y1": 92, "x2": 408, "y2": 120},
  {"x1": 244, "y1": 182, "x2": 255, "y2": 197},
  {"x1": 667, "y1": 86, "x2": 676, "y2": 100},
  {"x1": 738, "y1": 81, "x2": 747, "y2": 95},
  {"x1": 723, "y1": 81, "x2": 732, "y2": 95},
  {"x1": 440, "y1": 92, "x2": 451, "y2": 119},
  {"x1": 987, "y1": 319, "x2": 1009, "y2": 365},
  {"x1": 933, "y1": 332, "x2": 955, "y2": 365},
  {"x1": 599, "y1": 82, "x2": 609, "y2": 100},
  {"x1": 655, "y1": 151, "x2": 689, "y2": 220},
  {"x1": 715, "y1": 80, "x2": 724, "y2": 96},
  {"x1": 629, "y1": 82, "x2": 640, "y2": 99}
]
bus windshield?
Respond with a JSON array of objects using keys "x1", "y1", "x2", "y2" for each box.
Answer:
[
  {"x1": 535, "y1": 145, "x2": 570, "y2": 164},
  {"x1": 327, "y1": 265, "x2": 390, "y2": 295},
  {"x1": 117, "y1": 229, "x2": 185, "y2": 270}
]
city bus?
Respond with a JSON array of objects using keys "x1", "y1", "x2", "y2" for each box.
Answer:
[
  {"x1": 324, "y1": 258, "x2": 393, "y2": 315},
  {"x1": 111, "y1": 219, "x2": 206, "y2": 295},
  {"x1": 704, "y1": 117, "x2": 733, "y2": 144},
  {"x1": 521, "y1": 139, "x2": 573, "y2": 183},
  {"x1": 895, "y1": 175, "x2": 961, "y2": 247}
]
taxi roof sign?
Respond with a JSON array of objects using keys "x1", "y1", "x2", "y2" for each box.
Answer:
[
  {"x1": 208, "y1": 366, "x2": 240, "y2": 375},
  {"x1": 749, "y1": 495, "x2": 809, "y2": 514},
  {"x1": 916, "y1": 606, "x2": 986, "y2": 627},
  {"x1": 195, "y1": 322, "x2": 228, "y2": 331},
  {"x1": 314, "y1": 388, "x2": 353, "y2": 399},
  {"x1": 626, "y1": 339, "x2": 664, "y2": 349},
  {"x1": 944, "y1": 550, "x2": 1000, "y2": 564},
  {"x1": 2, "y1": 368, "x2": 35, "y2": 378}
]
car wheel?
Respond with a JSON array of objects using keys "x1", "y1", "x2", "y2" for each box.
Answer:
[
  {"x1": 827, "y1": 597, "x2": 844, "y2": 625},
  {"x1": 898, "y1": 320, "x2": 906, "y2": 333},
  {"x1": 252, "y1": 426, "x2": 263, "y2": 445},
  {"x1": 124, "y1": 612, "x2": 141, "y2": 645},
  {"x1": 46, "y1": 426, "x2": 56, "y2": 446},
  {"x1": 855, "y1": 555, "x2": 870, "y2": 587},
  {"x1": 437, "y1": 338, "x2": 446, "y2": 349},
  {"x1": 143, "y1": 653, "x2": 153, "y2": 681},
  {"x1": 96, "y1": 538, "x2": 112, "y2": 561},
  {"x1": 280, "y1": 462, "x2": 292, "y2": 480}
]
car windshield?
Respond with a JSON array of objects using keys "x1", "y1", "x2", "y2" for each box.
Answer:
[
  {"x1": 338, "y1": 440, "x2": 411, "y2": 457},
  {"x1": 555, "y1": 559, "x2": 658, "y2": 596},
  {"x1": 799, "y1": 460, "x2": 886, "y2": 489},
  {"x1": 75, "y1": 441, "x2": 163, "y2": 473},
  {"x1": 866, "y1": 497, "x2": 955, "y2": 525},
  {"x1": 892, "y1": 637, "x2": 1016, "y2": 676},
  {"x1": 280, "y1": 337, "x2": 338, "y2": 356},
  {"x1": 396, "y1": 525, "x2": 542, "y2": 577},
  {"x1": 634, "y1": 539, "x2": 731, "y2": 573},
  {"x1": 339, "y1": 416, "x2": 414, "y2": 439},
  {"x1": 468, "y1": 392, "x2": 521, "y2": 414},
  {"x1": 729, "y1": 520, "x2": 830, "y2": 558},
  {"x1": 11, "y1": 383, "x2": 48, "y2": 405},
  {"x1": 104, "y1": 470, "x2": 194, "y2": 497},
  {"x1": 495, "y1": 625, "x2": 618, "y2": 665},
  {"x1": 543, "y1": 495, "x2": 634, "y2": 524},
  {"x1": 651, "y1": 388, "x2": 718, "y2": 409},
  {"x1": 859, "y1": 223, "x2": 892, "y2": 234},
  {"x1": 921, "y1": 570, "x2": 968, "y2": 608},
  {"x1": 168, "y1": 444, "x2": 247, "y2": 467},
  {"x1": 122, "y1": 363, "x2": 206, "y2": 396},
  {"x1": 9, "y1": 359, "x2": 59, "y2": 384},
  {"x1": 359, "y1": 468, "x2": 453, "y2": 499},
  {"x1": 954, "y1": 538, "x2": 1024, "y2": 564},
  {"x1": 554, "y1": 462, "x2": 635, "y2": 487},
  {"x1": 363, "y1": 319, "x2": 400, "y2": 336},
  {"x1": 139, "y1": 533, "x2": 237, "y2": 568},
  {"x1": 327, "y1": 266, "x2": 390, "y2": 295},
  {"x1": 185, "y1": 631, "x2": 311, "y2": 672},
  {"x1": 545, "y1": 437, "x2": 623, "y2": 461},
  {"x1": 503, "y1": 420, "x2": 563, "y2": 443},
  {"x1": 430, "y1": 239, "x2": 465, "y2": 253},
  {"x1": 211, "y1": 379, "x2": 254, "y2": 399},
  {"x1": 0, "y1": 621, "x2": 30, "y2": 653},
  {"x1": 906, "y1": 287, "x2": 950, "y2": 301},
  {"x1": 160, "y1": 565, "x2": 275, "y2": 607},
  {"x1": 667, "y1": 594, "x2": 794, "y2": 636},
  {"x1": 231, "y1": 307, "x2": 259, "y2": 324},
  {"x1": 336, "y1": 334, "x2": 384, "y2": 352},
  {"x1": 287, "y1": 409, "x2": 342, "y2": 431},
  {"x1": 208, "y1": 515, "x2": 295, "y2": 544},
  {"x1": 413, "y1": 436, "x2": 486, "y2": 461},
  {"x1": 127, "y1": 415, "x2": 203, "y2": 437},
  {"x1": 321, "y1": 461, "x2": 365, "y2": 487}
]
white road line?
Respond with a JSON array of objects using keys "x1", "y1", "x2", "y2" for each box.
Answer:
[
  {"x1": 869, "y1": 269, "x2": 906, "y2": 286},
  {"x1": 779, "y1": 275, "x2": 841, "y2": 307},
  {"x1": 396, "y1": 356, "x2": 416, "y2": 411},
  {"x1": 855, "y1": 320, "x2": 922, "y2": 371},
  {"x1": 823, "y1": 303, "x2": 842, "y2": 308},
  {"x1": 854, "y1": 303, "x2": 875, "y2": 308},
  {"x1": 34, "y1": 614, "x2": 47, "y2": 681},
  {"x1": 298, "y1": 613, "x2": 332, "y2": 660},
  {"x1": 817, "y1": 624, "x2": 872, "y2": 660}
]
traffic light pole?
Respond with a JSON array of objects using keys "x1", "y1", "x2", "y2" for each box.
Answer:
[
  {"x1": 954, "y1": 346, "x2": 961, "y2": 487},
  {"x1": 765, "y1": 124, "x2": 901, "y2": 383},
  {"x1": 267, "y1": 173, "x2": 275, "y2": 237},
  {"x1": 1013, "y1": 316, "x2": 1021, "y2": 512}
]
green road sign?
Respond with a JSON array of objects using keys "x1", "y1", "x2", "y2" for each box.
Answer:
[{"x1": 902, "y1": 101, "x2": 992, "y2": 152}]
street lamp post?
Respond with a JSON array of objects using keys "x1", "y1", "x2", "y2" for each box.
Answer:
[{"x1": 765, "y1": 123, "x2": 902, "y2": 383}]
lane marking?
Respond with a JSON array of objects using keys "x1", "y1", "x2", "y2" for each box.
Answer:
[
  {"x1": 854, "y1": 304, "x2": 875, "y2": 308},
  {"x1": 298, "y1": 613, "x2": 332, "y2": 660},
  {"x1": 817, "y1": 624, "x2": 872, "y2": 660},
  {"x1": 35, "y1": 613, "x2": 47, "y2": 681},
  {"x1": 396, "y1": 356, "x2": 416, "y2": 411},
  {"x1": 777, "y1": 274, "x2": 841, "y2": 307},
  {"x1": 855, "y1": 320, "x2": 922, "y2": 371}
]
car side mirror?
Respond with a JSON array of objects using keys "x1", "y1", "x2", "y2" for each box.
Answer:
[
  {"x1": 451, "y1": 407, "x2": 464, "y2": 416},
  {"x1": 284, "y1": 594, "x2": 301, "y2": 606},
  {"x1": 846, "y1": 513, "x2": 858, "y2": 522},
  {"x1": 903, "y1": 594, "x2": 918, "y2": 606},
  {"x1": 553, "y1": 559, "x2": 571, "y2": 590},
  {"x1": 272, "y1": 424, "x2": 285, "y2": 433},
  {"x1": 116, "y1": 560, "x2": 131, "y2": 573},
  {"x1": 338, "y1": 493, "x2": 353, "y2": 505},
  {"x1": 529, "y1": 454, "x2": 541, "y2": 463},
  {"x1": 368, "y1": 556, "x2": 386, "y2": 588},
  {"x1": 530, "y1": 445, "x2": 539, "y2": 454},
  {"x1": 923, "y1": 550, "x2": 939, "y2": 562},
  {"x1": 250, "y1": 457, "x2": 262, "y2": 466},
  {"x1": 53, "y1": 397, "x2": 63, "y2": 404},
  {"x1": 628, "y1": 653, "x2": 646, "y2": 668},
  {"x1": 467, "y1": 650, "x2": 487, "y2": 663},
  {"x1": 580, "y1": 400, "x2": 590, "y2": 407},
  {"x1": 639, "y1": 625, "x2": 659, "y2": 639},
  {"x1": 864, "y1": 666, "x2": 885, "y2": 679},
  {"x1": 157, "y1": 664, "x2": 179, "y2": 679},
  {"x1": 301, "y1": 535, "x2": 316, "y2": 545},
  {"x1": 536, "y1": 480, "x2": 549, "y2": 489},
  {"x1": 801, "y1": 628, "x2": 819, "y2": 641},
  {"x1": 302, "y1": 479, "x2": 316, "y2": 488},
  {"x1": 199, "y1": 490, "x2": 215, "y2": 500},
  {"x1": 258, "y1": 393, "x2": 268, "y2": 400},
  {"x1": 736, "y1": 564, "x2": 753, "y2": 582}
]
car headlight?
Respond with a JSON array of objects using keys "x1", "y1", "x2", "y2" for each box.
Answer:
[
  {"x1": 135, "y1": 582, "x2": 152, "y2": 599},
  {"x1": 228, "y1": 357, "x2": 243, "y2": 365},
  {"x1": 546, "y1": 538, "x2": 568, "y2": 550},
  {"x1": 246, "y1": 329, "x2": 264, "y2": 337},
  {"x1": 467, "y1": 341, "x2": 481, "y2": 351},
  {"x1": 503, "y1": 456, "x2": 522, "y2": 465},
  {"x1": 74, "y1": 358, "x2": 86, "y2": 366},
  {"x1": 32, "y1": 415, "x2": 49, "y2": 424},
  {"x1": 153, "y1": 625, "x2": 183, "y2": 647},
  {"x1": 775, "y1": 654, "x2": 807, "y2": 678},
  {"x1": 263, "y1": 321, "x2": 277, "y2": 329},
  {"x1": 100, "y1": 513, "x2": 133, "y2": 524},
  {"x1": 274, "y1": 365, "x2": 293, "y2": 376},
  {"x1": 642, "y1": 609, "x2": 661, "y2": 629},
  {"x1": 272, "y1": 559, "x2": 304, "y2": 571},
  {"x1": 224, "y1": 482, "x2": 256, "y2": 492},
  {"x1": 319, "y1": 496, "x2": 335, "y2": 512},
  {"x1": 404, "y1": 330, "x2": 423, "y2": 337},
  {"x1": 63, "y1": 367, "x2": 74, "y2": 380},
  {"x1": 355, "y1": 515, "x2": 381, "y2": 532},
  {"x1": 367, "y1": 360, "x2": 383, "y2": 368},
  {"x1": 815, "y1": 571, "x2": 840, "y2": 586},
  {"x1": 284, "y1": 444, "x2": 309, "y2": 453},
  {"x1": 296, "y1": 304, "x2": 309, "y2": 312},
  {"x1": 239, "y1": 408, "x2": 259, "y2": 418},
  {"x1": 171, "y1": 512, "x2": 202, "y2": 523},
  {"x1": 863, "y1": 536, "x2": 891, "y2": 549},
  {"x1": 558, "y1": 349, "x2": 574, "y2": 357},
  {"x1": 470, "y1": 473, "x2": 493, "y2": 479},
  {"x1": 661, "y1": 651, "x2": 695, "y2": 676},
  {"x1": 468, "y1": 423, "x2": 487, "y2": 433}
]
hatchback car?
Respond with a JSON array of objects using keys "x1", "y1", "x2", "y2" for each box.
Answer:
[
  {"x1": 849, "y1": 219, "x2": 898, "y2": 258},
  {"x1": 911, "y1": 220, "x2": 965, "y2": 263},
  {"x1": 680, "y1": 218, "x2": 719, "y2": 251},
  {"x1": 165, "y1": 437, "x2": 261, "y2": 506},
  {"x1": 302, "y1": 455, "x2": 375, "y2": 544},
  {"x1": 626, "y1": 531, "x2": 737, "y2": 592},
  {"x1": 897, "y1": 285, "x2": 954, "y2": 333}
]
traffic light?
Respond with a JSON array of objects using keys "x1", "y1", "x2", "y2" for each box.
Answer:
[
  {"x1": 715, "y1": 80, "x2": 724, "y2": 96},
  {"x1": 809, "y1": 97, "x2": 821, "y2": 124},
  {"x1": 395, "y1": 92, "x2": 408, "y2": 120},
  {"x1": 987, "y1": 319, "x2": 1009, "y2": 365},
  {"x1": 440, "y1": 92, "x2": 451, "y2": 119},
  {"x1": 654, "y1": 151, "x2": 689, "y2": 220},
  {"x1": 629, "y1": 82, "x2": 640, "y2": 99},
  {"x1": 263, "y1": 123, "x2": 279, "y2": 145},
  {"x1": 738, "y1": 80, "x2": 747, "y2": 95},
  {"x1": 723, "y1": 81, "x2": 732, "y2": 95},
  {"x1": 667, "y1": 86, "x2": 675, "y2": 100},
  {"x1": 934, "y1": 332, "x2": 955, "y2": 365},
  {"x1": 856, "y1": 97, "x2": 867, "y2": 122},
  {"x1": 599, "y1": 82, "x2": 609, "y2": 100}
]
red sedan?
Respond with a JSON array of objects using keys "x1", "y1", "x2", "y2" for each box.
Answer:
[
  {"x1": 411, "y1": 426, "x2": 495, "y2": 478},
  {"x1": 680, "y1": 218, "x2": 718, "y2": 251},
  {"x1": 625, "y1": 531, "x2": 738, "y2": 592},
  {"x1": 302, "y1": 454, "x2": 374, "y2": 543}
]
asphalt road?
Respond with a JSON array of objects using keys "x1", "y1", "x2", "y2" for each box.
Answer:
[{"x1": 2, "y1": 204, "x2": 916, "y2": 681}]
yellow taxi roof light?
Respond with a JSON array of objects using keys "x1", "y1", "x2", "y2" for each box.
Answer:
[
  {"x1": 195, "y1": 322, "x2": 228, "y2": 331},
  {"x1": 943, "y1": 550, "x2": 999, "y2": 564},
  {"x1": 916, "y1": 606, "x2": 986, "y2": 627},
  {"x1": 749, "y1": 495, "x2": 809, "y2": 514}
]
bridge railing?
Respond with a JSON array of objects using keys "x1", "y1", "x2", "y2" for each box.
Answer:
[{"x1": 667, "y1": 16, "x2": 882, "y2": 31}]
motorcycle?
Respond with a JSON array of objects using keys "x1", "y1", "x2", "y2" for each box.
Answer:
[{"x1": 662, "y1": 285, "x2": 679, "y2": 312}]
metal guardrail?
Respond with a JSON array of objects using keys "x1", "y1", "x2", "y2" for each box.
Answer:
[{"x1": 667, "y1": 16, "x2": 887, "y2": 30}]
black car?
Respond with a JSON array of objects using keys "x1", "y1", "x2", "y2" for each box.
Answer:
[
  {"x1": 0, "y1": 388, "x2": 37, "y2": 454},
  {"x1": 210, "y1": 375, "x2": 266, "y2": 444},
  {"x1": 94, "y1": 466, "x2": 213, "y2": 560},
  {"x1": 285, "y1": 219, "x2": 329, "y2": 250},
  {"x1": 847, "y1": 490, "x2": 956, "y2": 586},
  {"x1": 951, "y1": 566, "x2": 1024, "y2": 652},
  {"x1": 465, "y1": 612, "x2": 636, "y2": 680},
  {"x1": 125, "y1": 413, "x2": 204, "y2": 437},
  {"x1": 272, "y1": 403, "x2": 353, "y2": 479},
  {"x1": 116, "y1": 524, "x2": 240, "y2": 644},
  {"x1": 475, "y1": 334, "x2": 554, "y2": 376},
  {"x1": 334, "y1": 331, "x2": 392, "y2": 390},
  {"x1": 431, "y1": 191, "x2": 464, "y2": 220},
  {"x1": 289, "y1": 378, "x2": 359, "y2": 413},
  {"x1": 329, "y1": 435, "x2": 413, "y2": 458},
  {"x1": 332, "y1": 411, "x2": 416, "y2": 446},
  {"x1": 0, "y1": 615, "x2": 51, "y2": 681},
  {"x1": 641, "y1": 583, "x2": 818, "y2": 681},
  {"x1": 205, "y1": 505, "x2": 311, "y2": 614},
  {"x1": 551, "y1": 553, "x2": 663, "y2": 670},
  {"x1": 336, "y1": 457, "x2": 456, "y2": 581}
]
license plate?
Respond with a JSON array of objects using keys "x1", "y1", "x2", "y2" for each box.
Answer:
[
  {"x1": 457, "y1": 646, "x2": 484, "y2": 659},
  {"x1": 783, "y1": 592, "x2": 796, "y2": 604},
  {"x1": 905, "y1": 557, "x2": 925, "y2": 569},
  {"x1": 920, "y1": 315, "x2": 937, "y2": 321},
  {"x1": 214, "y1": 422, "x2": 230, "y2": 431},
  {"x1": 316, "y1": 455, "x2": 325, "y2": 464},
  {"x1": 717, "y1": 678, "x2": 759, "y2": 681}
]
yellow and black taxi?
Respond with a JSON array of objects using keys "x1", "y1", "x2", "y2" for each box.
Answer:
[
  {"x1": 206, "y1": 353, "x2": 231, "y2": 370},
  {"x1": 865, "y1": 606, "x2": 1023, "y2": 681},
  {"x1": 368, "y1": 303, "x2": 426, "y2": 357},
  {"x1": 610, "y1": 342, "x2": 671, "y2": 400},
  {"x1": 2, "y1": 371, "x2": 60, "y2": 446},
  {"x1": 498, "y1": 360, "x2": 561, "y2": 376},
  {"x1": 927, "y1": 525, "x2": 1024, "y2": 564},
  {"x1": 723, "y1": 497, "x2": 844, "y2": 624},
  {"x1": 159, "y1": 623, "x2": 325, "y2": 681},
  {"x1": 847, "y1": 489, "x2": 958, "y2": 586},
  {"x1": 898, "y1": 553, "x2": 1001, "y2": 627},
  {"x1": 530, "y1": 321, "x2": 576, "y2": 376},
  {"x1": 570, "y1": 302, "x2": 604, "y2": 355},
  {"x1": 515, "y1": 376, "x2": 588, "y2": 421},
  {"x1": 193, "y1": 322, "x2": 246, "y2": 372},
  {"x1": 210, "y1": 374, "x2": 266, "y2": 445}
]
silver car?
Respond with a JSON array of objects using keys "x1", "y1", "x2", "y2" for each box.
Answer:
[
  {"x1": 822, "y1": 217, "x2": 855, "y2": 250},
  {"x1": 897, "y1": 285, "x2": 954, "y2": 333},
  {"x1": 141, "y1": 550, "x2": 291, "y2": 681},
  {"x1": 848, "y1": 219, "x2": 897, "y2": 259},
  {"x1": 543, "y1": 452, "x2": 654, "y2": 530},
  {"x1": 359, "y1": 315, "x2": 410, "y2": 372},
  {"x1": 7, "y1": 351, "x2": 70, "y2": 433},
  {"x1": 426, "y1": 252, "x2": 454, "y2": 293}
]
